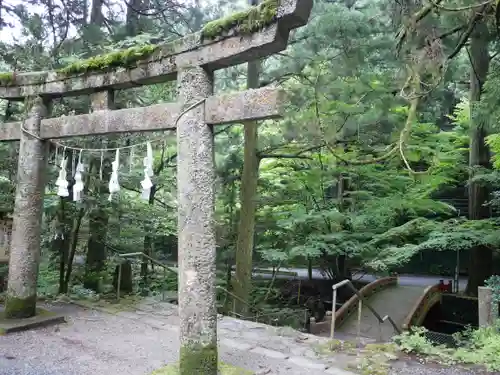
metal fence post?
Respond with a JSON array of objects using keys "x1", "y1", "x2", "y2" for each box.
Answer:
[
  {"x1": 330, "y1": 279, "x2": 350, "y2": 340},
  {"x1": 357, "y1": 300, "x2": 362, "y2": 345},
  {"x1": 330, "y1": 286, "x2": 337, "y2": 339}
]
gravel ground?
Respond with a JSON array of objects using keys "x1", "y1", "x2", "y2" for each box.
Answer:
[
  {"x1": 0, "y1": 302, "x2": 345, "y2": 375},
  {"x1": 0, "y1": 301, "x2": 496, "y2": 375}
]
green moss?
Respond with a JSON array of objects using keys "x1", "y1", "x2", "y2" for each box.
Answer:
[
  {"x1": 3, "y1": 294, "x2": 37, "y2": 319},
  {"x1": 151, "y1": 361, "x2": 253, "y2": 375},
  {"x1": 1, "y1": 0, "x2": 279, "y2": 84},
  {"x1": 0, "y1": 72, "x2": 15, "y2": 86},
  {"x1": 57, "y1": 44, "x2": 158, "y2": 76},
  {"x1": 201, "y1": 0, "x2": 279, "y2": 40},
  {"x1": 178, "y1": 343, "x2": 218, "y2": 375}
]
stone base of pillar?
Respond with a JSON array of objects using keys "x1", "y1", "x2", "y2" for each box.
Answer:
[
  {"x1": 0, "y1": 306, "x2": 65, "y2": 334},
  {"x1": 179, "y1": 343, "x2": 218, "y2": 375},
  {"x1": 3, "y1": 294, "x2": 37, "y2": 319},
  {"x1": 151, "y1": 359, "x2": 253, "y2": 375}
]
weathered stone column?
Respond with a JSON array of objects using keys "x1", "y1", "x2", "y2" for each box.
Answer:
[
  {"x1": 478, "y1": 286, "x2": 498, "y2": 327},
  {"x1": 176, "y1": 66, "x2": 217, "y2": 374},
  {"x1": 5, "y1": 96, "x2": 50, "y2": 318}
]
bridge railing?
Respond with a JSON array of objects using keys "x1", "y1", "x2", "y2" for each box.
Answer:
[
  {"x1": 309, "y1": 277, "x2": 401, "y2": 341},
  {"x1": 331, "y1": 278, "x2": 401, "y2": 339},
  {"x1": 216, "y1": 285, "x2": 309, "y2": 330},
  {"x1": 333, "y1": 276, "x2": 398, "y2": 331},
  {"x1": 402, "y1": 283, "x2": 442, "y2": 330}
]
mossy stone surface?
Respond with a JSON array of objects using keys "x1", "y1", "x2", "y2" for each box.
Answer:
[
  {"x1": 4, "y1": 294, "x2": 37, "y2": 319},
  {"x1": 0, "y1": 0, "x2": 281, "y2": 85},
  {"x1": 0, "y1": 72, "x2": 15, "y2": 86},
  {"x1": 178, "y1": 343, "x2": 218, "y2": 375},
  {"x1": 57, "y1": 44, "x2": 157, "y2": 76},
  {"x1": 201, "y1": 0, "x2": 279, "y2": 39},
  {"x1": 0, "y1": 307, "x2": 64, "y2": 335},
  {"x1": 151, "y1": 361, "x2": 253, "y2": 375}
]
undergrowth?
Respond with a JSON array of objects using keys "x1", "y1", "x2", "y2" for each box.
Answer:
[
  {"x1": 395, "y1": 325, "x2": 500, "y2": 371},
  {"x1": 486, "y1": 275, "x2": 500, "y2": 304}
]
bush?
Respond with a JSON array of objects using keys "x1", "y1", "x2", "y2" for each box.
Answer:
[
  {"x1": 485, "y1": 275, "x2": 500, "y2": 304},
  {"x1": 395, "y1": 323, "x2": 500, "y2": 371}
]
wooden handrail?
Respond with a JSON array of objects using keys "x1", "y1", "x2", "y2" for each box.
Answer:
[
  {"x1": 402, "y1": 283, "x2": 442, "y2": 330},
  {"x1": 334, "y1": 277, "x2": 399, "y2": 330},
  {"x1": 310, "y1": 276, "x2": 400, "y2": 337},
  {"x1": 118, "y1": 251, "x2": 178, "y2": 275}
]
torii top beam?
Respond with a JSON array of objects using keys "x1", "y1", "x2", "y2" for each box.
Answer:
[{"x1": 0, "y1": 0, "x2": 312, "y2": 101}]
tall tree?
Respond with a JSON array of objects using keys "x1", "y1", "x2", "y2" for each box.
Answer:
[
  {"x1": 232, "y1": 0, "x2": 261, "y2": 316},
  {"x1": 466, "y1": 15, "x2": 492, "y2": 295}
]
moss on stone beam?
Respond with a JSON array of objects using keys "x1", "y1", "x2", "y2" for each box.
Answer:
[
  {"x1": 0, "y1": 72, "x2": 15, "y2": 86},
  {"x1": 201, "y1": 0, "x2": 279, "y2": 40},
  {"x1": 178, "y1": 343, "x2": 218, "y2": 375},
  {"x1": 4, "y1": 294, "x2": 37, "y2": 319},
  {"x1": 57, "y1": 44, "x2": 158, "y2": 76}
]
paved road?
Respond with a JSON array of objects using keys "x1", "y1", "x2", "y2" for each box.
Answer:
[
  {"x1": 251, "y1": 268, "x2": 468, "y2": 291},
  {"x1": 145, "y1": 259, "x2": 469, "y2": 291}
]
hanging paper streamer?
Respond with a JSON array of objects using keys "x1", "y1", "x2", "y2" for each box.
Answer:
[
  {"x1": 73, "y1": 150, "x2": 85, "y2": 202},
  {"x1": 99, "y1": 151, "x2": 104, "y2": 180},
  {"x1": 71, "y1": 152, "x2": 76, "y2": 177},
  {"x1": 140, "y1": 142, "x2": 154, "y2": 200},
  {"x1": 129, "y1": 146, "x2": 135, "y2": 173},
  {"x1": 56, "y1": 148, "x2": 69, "y2": 197},
  {"x1": 56, "y1": 150, "x2": 69, "y2": 197},
  {"x1": 108, "y1": 149, "x2": 120, "y2": 201}
]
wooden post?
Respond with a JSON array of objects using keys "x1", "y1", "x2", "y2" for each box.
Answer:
[
  {"x1": 478, "y1": 286, "x2": 498, "y2": 327},
  {"x1": 5, "y1": 96, "x2": 50, "y2": 319},
  {"x1": 177, "y1": 66, "x2": 217, "y2": 375}
]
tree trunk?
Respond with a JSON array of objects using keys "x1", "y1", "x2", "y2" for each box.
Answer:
[
  {"x1": 89, "y1": 0, "x2": 104, "y2": 26},
  {"x1": 54, "y1": 197, "x2": 71, "y2": 294},
  {"x1": 307, "y1": 257, "x2": 313, "y2": 281},
  {"x1": 54, "y1": 149, "x2": 76, "y2": 294},
  {"x1": 84, "y1": 208, "x2": 108, "y2": 291},
  {"x1": 466, "y1": 18, "x2": 492, "y2": 296},
  {"x1": 141, "y1": 184, "x2": 157, "y2": 282},
  {"x1": 63, "y1": 161, "x2": 94, "y2": 293},
  {"x1": 126, "y1": 0, "x2": 151, "y2": 36},
  {"x1": 84, "y1": 93, "x2": 114, "y2": 292},
  {"x1": 62, "y1": 206, "x2": 85, "y2": 294},
  {"x1": 232, "y1": 0, "x2": 261, "y2": 315}
]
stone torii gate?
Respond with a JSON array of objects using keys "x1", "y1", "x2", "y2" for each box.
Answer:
[{"x1": 0, "y1": 0, "x2": 312, "y2": 372}]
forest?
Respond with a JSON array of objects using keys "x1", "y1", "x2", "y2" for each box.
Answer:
[{"x1": 0, "y1": 0, "x2": 500, "y2": 329}]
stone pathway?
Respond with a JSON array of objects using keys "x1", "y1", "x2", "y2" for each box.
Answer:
[
  {"x1": 338, "y1": 286, "x2": 425, "y2": 342},
  {"x1": 0, "y1": 300, "x2": 355, "y2": 375},
  {"x1": 0, "y1": 299, "x2": 490, "y2": 375}
]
